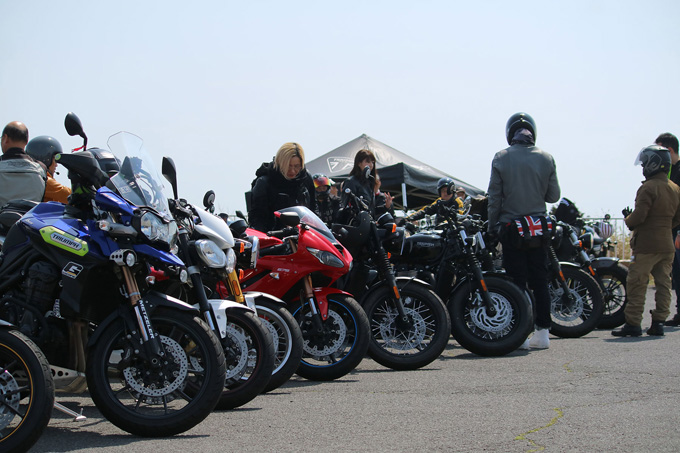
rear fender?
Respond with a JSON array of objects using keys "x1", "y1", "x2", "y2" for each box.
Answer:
[{"x1": 591, "y1": 257, "x2": 620, "y2": 270}]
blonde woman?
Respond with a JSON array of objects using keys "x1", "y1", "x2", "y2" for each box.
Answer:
[{"x1": 248, "y1": 142, "x2": 316, "y2": 232}]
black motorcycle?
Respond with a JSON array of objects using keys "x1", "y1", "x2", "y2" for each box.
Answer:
[
  {"x1": 333, "y1": 190, "x2": 451, "y2": 370},
  {"x1": 0, "y1": 320, "x2": 54, "y2": 453},
  {"x1": 392, "y1": 204, "x2": 532, "y2": 356}
]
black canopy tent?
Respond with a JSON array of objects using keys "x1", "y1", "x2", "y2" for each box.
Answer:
[{"x1": 305, "y1": 134, "x2": 485, "y2": 210}]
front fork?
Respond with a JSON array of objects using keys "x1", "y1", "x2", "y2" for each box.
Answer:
[
  {"x1": 371, "y1": 224, "x2": 411, "y2": 330},
  {"x1": 547, "y1": 245, "x2": 575, "y2": 305}
]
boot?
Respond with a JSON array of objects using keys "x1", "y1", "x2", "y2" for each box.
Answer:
[
  {"x1": 647, "y1": 321, "x2": 665, "y2": 336},
  {"x1": 528, "y1": 328, "x2": 549, "y2": 349},
  {"x1": 518, "y1": 337, "x2": 531, "y2": 350},
  {"x1": 611, "y1": 323, "x2": 642, "y2": 337},
  {"x1": 665, "y1": 313, "x2": 680, "y2": 327}
]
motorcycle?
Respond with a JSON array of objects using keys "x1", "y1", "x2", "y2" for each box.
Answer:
[
  {"x1": 242, "y1": 206, "x2": 370, "y2": 381},
  {"x1": 200, "y1": 192, "x2": 304, "y2": 393},
  {"x1": 153, "y1": 159, "x2": 275, "y2": 409},
  {"x1": 0, "y1": 320, "x2": 54, "y2": 453},
  {"x1": 0, "y1": 114, "x2": 226, "y2": 437},
  {"x1": 552, "y1": 212, "x2": 627, "y2": 329},
  {"x1": 333, "y1": 191, "x2": 451, "y2": 368},
  {"x1": 390, "y1": 203, "x2": 532, "y2": 356}
]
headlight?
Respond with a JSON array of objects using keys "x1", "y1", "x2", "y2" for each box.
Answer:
[
  {"x1": 140, "y1": 211, "x2": 177, "y2": 246},
  {"x1": 195, "y1": 239, "x2": 227, "y2": 268},
  {"x1": 225, "y1": 248, "x2": 236, "y2": 274},
  {"x1": 307, "y1": 247, "x2": 344, "y2": 268}
]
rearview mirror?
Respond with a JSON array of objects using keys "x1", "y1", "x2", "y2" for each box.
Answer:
[{"x1": 161, "y1": 156, "x2": 178, "y2": 200}]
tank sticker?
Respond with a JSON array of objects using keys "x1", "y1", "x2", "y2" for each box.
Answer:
[
  {"x1": 62, "y1": 262, "x2": 84, "y2": 279},
  {"x1": 40, "y1": 226, "x2": 89, "y2": 256}
]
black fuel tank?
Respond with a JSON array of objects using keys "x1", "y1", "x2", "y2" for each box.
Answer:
[{"x1": 398, "y1": 233, "x2": 444, "y2": 264}]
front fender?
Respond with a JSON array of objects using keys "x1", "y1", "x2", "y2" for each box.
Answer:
[
  {"x1": 558, "y1": 261, "x2": 583, "y2": 270},
  {"x1": 206, "y1": 299, "x2": 255, "y2": 338},
  {"x1": 87, "y1": 291, "x2": 199, "y2": 348},
  {"x1": 358, "y1": 276, "x2": 432, "y2": 306},
  {"x1": 243, "y1": 291, "x2": 287, "y2": 308}
]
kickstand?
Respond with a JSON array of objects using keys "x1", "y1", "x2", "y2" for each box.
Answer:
[{"x1": 54, "y1": 402, "x2": 87, "y2": 421}]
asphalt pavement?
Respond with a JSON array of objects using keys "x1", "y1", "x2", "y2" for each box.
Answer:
[{"x1": 32, "y1": 286, "x2": 680, "y2": 453}]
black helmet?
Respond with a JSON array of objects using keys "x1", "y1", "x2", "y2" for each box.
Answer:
[
  {"x1": 506, "y1": 112, "x2": 537, "y2": 145},
  {"x1": 88, "y1": 147, "x2": 121, "y2": 177},
  {"x1": 436, "y1": 177, "x2": 454, "y2": 195},
  {"x1": 25, "y1": 135, "x2": 62, "y2": 167},
  {"x1": 635, "y1": 144, "x2": 671, "y2": 178}
]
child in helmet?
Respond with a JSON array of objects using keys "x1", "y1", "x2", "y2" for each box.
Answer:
[
  {"x1": 613, "y1": 144, "x2": 680, "y2": 337},
  {"x1": 312, "y1": 173, "x2": 340, "y2": 226}
]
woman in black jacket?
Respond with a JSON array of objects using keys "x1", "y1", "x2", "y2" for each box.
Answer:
[
  {"x1": 248, "y1": 142, "x2": 316, "y2": 232},
  {"x1": 340, "y1": 149, "x2": 387, "y2": 217}
]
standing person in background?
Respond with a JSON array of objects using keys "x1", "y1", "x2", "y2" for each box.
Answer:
[
  {"x1": 613, "y1": 145, "x2": 680, "y2": 337},
  {"x1": 341, "y1": 149, "x2": 385, "y2": 217},
  {"x1": 312, "y1": 173, "x2": 341, "y2": 226},
  {"x1": 248, "y1": 142, "x2": 316, "y2": 232},
  {"x1": 405, "y1": 177, "x2": 464, "y2": 224},
  {"x1": 656, "y1": 133, "x2": 680, "y2": 327},
  {"x1": 0, "y1": 121, "x2": 46, "y2": 206},
  {"x1": 487, "y1": 112, "x2": 561, "y2": 350},
  {"x1": 25, "y1": 135, "x2": 71, "y2": 203},
  {"x1": 455, "y1": 186, "x2": 472, "y2": 212}
]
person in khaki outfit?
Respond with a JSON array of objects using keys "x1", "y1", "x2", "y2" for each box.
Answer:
[{"x1": 613, "y1": 145, "x2": 680, "y2": 337}]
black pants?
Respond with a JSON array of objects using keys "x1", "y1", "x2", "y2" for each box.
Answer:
[{"x1": 501, "y1": 239, "x2": 552, "y2": 329}]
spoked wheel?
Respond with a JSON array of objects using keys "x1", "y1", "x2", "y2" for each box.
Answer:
[
  {"x1": 448, "y1": 275, "x2": 532, "y2": 356},
  {"x1": 217, "y1": 309, "x2": 275, "y2": 409},
  {"x1": 0, "y1": 329, "x2": 54, "y2": 453},
  {"x1": 362, "y1": 282, "x2": 450, "y2": 370},
  {"x1": 255, "y1": 300, "x2": 303, "y2": 392},
  {"x1": 86, "y1": 308, "x2": 226, "y2": 437},
  {"x1": 292, "y1": 294, "x2": 369, "y2": 381},
  {"x1": 595, "y1": 264, "x2": 628, "y2": 329},
  {"x1": 549, "y1": 266, "x2": 604, "y2": 338}
]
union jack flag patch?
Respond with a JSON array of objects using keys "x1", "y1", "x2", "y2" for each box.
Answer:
[{"x1": 514, "y1": 216, "x2": 553, "y2": 238}]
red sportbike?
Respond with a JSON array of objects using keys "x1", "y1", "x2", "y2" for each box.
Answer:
[{"x1": 242, "y1": 207, "x2": 369, "y2": 381}]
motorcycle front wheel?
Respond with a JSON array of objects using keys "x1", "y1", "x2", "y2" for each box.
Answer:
[
  {"x1": 549, "y1": 266, "x2": 604, "y2": 338},
  {"x1": 255, "y1": 300, "x2": 303, "y2": 392},
  {"x1": 217, "y1": 309, "x2": 275, "y2": 409},
  {"x1": 595, "y1": 264, "x2": 628, "y2": 329},
  {"x1": 448, "y1": 275, "x2": 532, "y2": 356},
  {"x1": 362, "y1": 282, "x2": 450, "y2": 370},
  {"x1": 0, "y1": 329, "x2": 54, "y2": 453},
  {"x1": 292, "y1": 294, "x2": 369, "y2": 381},
  {"x1": 86, "y1": 308, "x2": 226, "y2": 437}
]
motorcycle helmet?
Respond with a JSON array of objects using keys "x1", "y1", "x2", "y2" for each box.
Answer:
[
  {"x1": 25, "y1": 135, "x2": 63, "y2": 167},
  {"x1": 634, "y1": 144, "x2": 671, "y2": 178},
  {"x1": 596, "y1": 221, "x2": 613, "y2": 239},
  {"x1": 554, "y1": 197, "x2": 580, "y2": 225},
  {"x1": 89, "y1": 147, "x2": 121, "y2": 177},
  {"x1": 436, "y1": 177, "x2": 454, "y2": 196},
  {"x1": 312, "y1": 173, "x2": 334, "y2": 190},
  {"x1": 505, "y1": 112, "x2": 536, "y2": 145}
]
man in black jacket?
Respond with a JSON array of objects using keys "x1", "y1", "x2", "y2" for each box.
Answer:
[{"x1": 656, "y1": 133, "x2": 680, "y2": 326}]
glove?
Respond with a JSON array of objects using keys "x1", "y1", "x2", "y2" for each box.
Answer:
[{"x1": 622, "y1": 206, "x2": 632, "y2": 218}]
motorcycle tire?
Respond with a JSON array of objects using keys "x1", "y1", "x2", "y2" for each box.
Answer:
[
  {"x1": 217, "y1": 309, "x2": 275, "y2": 410},
  {"x1": 0, "y1": 329, "x2": 54, "y2": 453},
  {"x1": 292, "y1": 294, "x2": 369, "y2": 381},
  {"x1": 86, "y1": 308, "x2": 226, "y2": 437},
  {"x1": 363, "y1": 282, "x2": 450, "y2": 370},
  {"x1": 448, "y1": 275, "x2": 532, "y2": 356},
  {"x1": 255, "y1": 300, "x2": 304, "y2": 393},
  {"x1": 549, "y1": 266, "x2": 605, "y2": 338},
  {"x1": 595, "y1": 264, "x2": 628, "y2": 329}
]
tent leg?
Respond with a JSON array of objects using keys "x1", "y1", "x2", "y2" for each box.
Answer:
[{"x1": 401, "y1": 183, "x2": 407, "y2": 208}]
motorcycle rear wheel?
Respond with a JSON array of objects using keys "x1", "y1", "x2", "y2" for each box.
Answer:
[
  {"x1": 255, "y1": 300, "x2": 303, "y2": 392},
  {"x1": 363, "y1": 282, "x2": 450, "y2": 370},
  {"x1": 86, "y1": 308, "x2": 226, "y2": 437},
  {"x1": 595, "y1": 264, "x2": 628, "y2": 329},
  {"x1": 549, "y1": 266, "x2": 604, "y2": 338},
  {"x1": 0, "y1": 329, "x2": 54, "y2": 453},
  {"x1": 292, "y1": 294, "x2": 369, "y2": 381},
  {"x1": 217, "y1": 309, "x2": 275, "y2": 409},
  {"x1": 448, "y1": 275, "x2": 532, "y2": 356}
]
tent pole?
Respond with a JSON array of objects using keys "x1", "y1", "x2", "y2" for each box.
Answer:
[{"x1": 401, "y1": 182, "x2": 407, "y2": 208}]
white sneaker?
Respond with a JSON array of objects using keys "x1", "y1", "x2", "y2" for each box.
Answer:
[
  {"x1": 518, "y1": 337, "x2": 531, "y2": 350},
  {"x1": 528, "y1": 328, "x2": 550, "y2": 349}
]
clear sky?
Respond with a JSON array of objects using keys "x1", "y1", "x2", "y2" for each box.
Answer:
[{"x1": 2, "y1": 1, "x2": 679, "y2": 218}]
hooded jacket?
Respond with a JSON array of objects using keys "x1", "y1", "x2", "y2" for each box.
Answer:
[
  {"x1": 248, "y1": 161, "x2": 316, "y2": 232},
  {"x1": 625, "y1": 172, "x2": 680, "y2": 254}
]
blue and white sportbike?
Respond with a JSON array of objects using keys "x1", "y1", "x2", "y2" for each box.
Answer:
[{"x1": 0, "y1": 115, "x2": 226, "y2": 437}]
